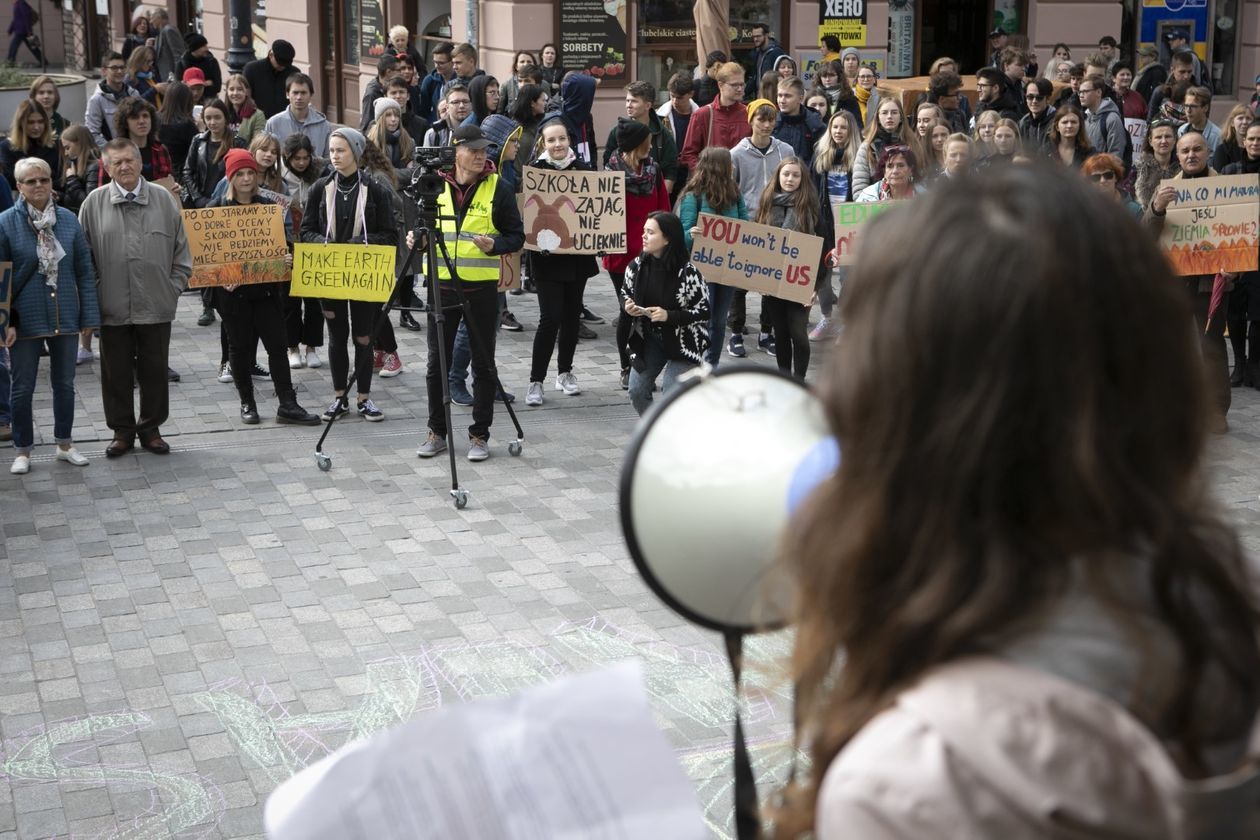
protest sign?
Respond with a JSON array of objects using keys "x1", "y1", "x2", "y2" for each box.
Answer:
[
  {"x1": 1123, "y1": 117, "x2": 1147, "y2": 152},
  {"x1": 291, "y1": 244, "x2": 397, "y2": 302},
  {"x1": 0, "y1": 262, "x2": 11, "y2": 337},
  {"x1": 689, "y1": 214, "x2": 823, "y2": 306},
  {"x1": 1157, "y1": 175, "x2": 1259, "y2": 276},
  {"x1": 181, "y1": 204, "x2": 289, "y2": 288},
  {"x1": 832, "y1": 201, "x2": 897, "y2": 266},
  {"x1": 522, "y1": 169, "x2": 627, "y2": 255}
]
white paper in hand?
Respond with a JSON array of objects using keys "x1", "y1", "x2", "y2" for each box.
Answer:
[{"x1": 264, "y1": 661, "x2": 707, "y2": 840}]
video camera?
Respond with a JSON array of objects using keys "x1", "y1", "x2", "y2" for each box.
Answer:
[{"x1": 404, "y1": 145, "x2": 456, "y2": 201}]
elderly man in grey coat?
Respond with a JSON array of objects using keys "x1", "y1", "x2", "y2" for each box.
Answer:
[{"x1": 78, "y1": 138, "x2": 192, "y2": 457}]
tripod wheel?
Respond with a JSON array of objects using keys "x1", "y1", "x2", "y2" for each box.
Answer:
[
  {"x1": 315, "y1": 452, "x2": 333, "y2": 471},
  {"x1": 508, "y1": 441, "x2": 523, "y2": 457},
  {"x1": 452, "y1": 489, "x2": 469, "y2": 509}
]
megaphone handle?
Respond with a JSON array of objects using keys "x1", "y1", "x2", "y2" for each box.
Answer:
[{"x1": 725, "y1": 631, "x2": 761, "y2": 840}]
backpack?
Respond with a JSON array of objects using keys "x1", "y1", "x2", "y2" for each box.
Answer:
[{"x1": 1105, "y1": 109, "x2": 1133, "y2": 174}]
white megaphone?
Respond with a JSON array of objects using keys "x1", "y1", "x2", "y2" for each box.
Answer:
[{"x1": 619, "y1": 364, "x2": 838, "y2": 635}]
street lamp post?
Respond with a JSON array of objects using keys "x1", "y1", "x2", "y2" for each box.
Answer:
[{"x1": 226, "y1": 0, "x2": 255, "y2": 72}]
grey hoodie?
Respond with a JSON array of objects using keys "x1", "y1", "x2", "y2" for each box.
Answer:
[
  {"x1": 730, "y1": 135, "x2": 795, "y2": 217},
  {"x1": 1085, "y1": 96, "x2": 1127, "y2": 160},
  {"x1": 264, "y1": 107, "x2": 333, "y2": 158}
]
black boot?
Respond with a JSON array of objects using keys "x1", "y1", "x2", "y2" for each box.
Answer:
[
  {"x1": 1229, "y1": 319, "x2": 1247, "y2": 387},
  {"x1": 240, "y1": 401, "x2": 261, "y2": 424},
  {"x1": 399, "y1": 310, "x2": 422, "y2": 331},
  {"x1": 276, "y1": 390, "x2": 320, "y2": 425}
]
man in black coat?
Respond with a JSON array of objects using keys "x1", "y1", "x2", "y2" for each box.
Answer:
[{"x1": 243, "y1": 40, "x2": 298, "y2": 118}]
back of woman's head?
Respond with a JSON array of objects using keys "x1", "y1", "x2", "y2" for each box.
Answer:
[
  {"x1": 779, "y1": 163, "x2": 1260, "y2": 830},
  {"x1": 685, "y1": 146, "x2": 738, "y2": 212},
  {"x1": 159, "y1": 82, "x2": 194, "y2": 123},
  {"x1": 510, "y1": 83, "x2": 544, "y2": 124}
]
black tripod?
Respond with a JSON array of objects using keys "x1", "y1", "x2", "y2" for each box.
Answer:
[{"x1": 312, "y1": 197, "x2": 525, "y2": 510}]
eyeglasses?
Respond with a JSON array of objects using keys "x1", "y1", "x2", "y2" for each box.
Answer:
[
  {"x1": 1079, "y1": 87, "x2": 1097, "y2": 94},
  {"x1": 20, "y1": 177, "x2": 51, "y2": 185},
  {"x1": 722, "y1": 81, "x2": 744, "y2": 88},
  {"x1": 1088, "y1": 172, "x2": 1116, "y2": 182},
  {"x1": 106, "y1": 64, "x2": 125, "y2": 72},
  {"x1": 1026, "y1": 93, "x2": 1045, "y2": 101}
]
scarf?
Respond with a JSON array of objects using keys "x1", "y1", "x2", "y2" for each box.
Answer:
[
  {"x1": 879, "y1": 178, "x2": 912, "y2": 201},
  {"x1": 26, "y1": 199, "x2": 63, "y2": 289},
  {"x1": 323, "y1": 171, "x2": 368, "y2": 244},
  {"x1": 854, "y1": 85, "x2": 871, "y2": 124},
  {"x1": 769, "y1": 191, "x2": 799, "y2": 231},
  {"x1": 608, "y1": 150, "x2": 659, "y2": 196},
  {"x1": 538, "y1": 148, "x2": 577, "y2": 169}
]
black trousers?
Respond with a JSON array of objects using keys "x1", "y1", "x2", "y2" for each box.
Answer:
[
  {"x1": 99, "y1": 322, "x2": 171, "y2": 442},
  {"x1": 728, "y1": 288, "x2": 772, "y2": 335},
  {"x1": 322, "y1": 299, "x2": 378, "y2": 396},
  {"x1": 1188, "y1": 283, "x2": 1230, "y2": 416},
  {"x1": 284, "y1": 285, "x2": 324, "y2": 348},
  {"x1": 222, "y1": 292, "x2": 293, "y2": 404},
  {"x1": 765, "y1": 296, "x2": 810, "y2": 378},
  {"x1": 610, "y1": 271, "x2": 631, "y2": 370},
  {"x1": 426, "y1": 283, "x2": 498, "y2": 440},
  {"x1": 531, "y1": 277, "x2": 586, "y2": 382}
]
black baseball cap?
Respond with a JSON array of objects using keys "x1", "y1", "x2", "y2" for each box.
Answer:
[
  {"x1": 1164, "y1": 28, "x2": 1190, "y2": 42},
  {"x1": 988, "y1": 28, "x2": 1006, "y2": 37},
  {"x1": 451, "y1": 125, "x2": 492, "y2": 150},
  {"x1": 271, "y1": 39, "x2": 295, "y2": 65}
]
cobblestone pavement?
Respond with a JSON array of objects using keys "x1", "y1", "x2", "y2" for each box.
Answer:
[{"x1": 3, "y1": 275, "x2": 1260, "y2": 839}]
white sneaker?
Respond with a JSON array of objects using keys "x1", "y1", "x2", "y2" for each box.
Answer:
[
  {"x1": 55, "y1": 447, "x2": 89, "y2": 466},
  {"x1": 288, "y1": 349, "x2": 303, "y2": 369},
  {"x1": 306, "y1": 348, "x2": 322, "y2": 368},
  {"x1": 76, "y1": 346, "x2": 94, "y2": 365},
  {"x1": 10, "y1": 455, "x2": 30, "y2": 475},
  {"x1": 217, "y1": 362, "x2": 233, "y2": 383},
  {"x1": 555, "y1": 372, "x2": 581, "y2": 396},
  {"x1": 526, "y1": 381, "x2": 544, "y2": 406}
]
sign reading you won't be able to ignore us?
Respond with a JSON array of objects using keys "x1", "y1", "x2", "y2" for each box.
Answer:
[{"x1": 689, "y1": 213, "x2": 824, "y2": 306}]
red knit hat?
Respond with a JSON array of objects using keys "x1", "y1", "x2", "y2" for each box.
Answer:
[
  {"x1": 224, "y1": 148, "x2": 258, "y2": 182},
  {"x1": 182, "y1": 67, "x2": 206, "y2": 87}
]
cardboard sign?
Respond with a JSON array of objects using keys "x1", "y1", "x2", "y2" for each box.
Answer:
[
  {"x1": 1123, "y1": 117, "x2": 1147, "y2": 151},
  {"x1": 832, "y1": 201, "x2": 897, "y2": 266},
  {"x1": 688, "y1": 214, "x2": 823, "y2": 306},
  {"x1": 1158, "y1": 175, "x2": 1259, "y2": 276},
  {"x1": 0, "y1": 262, "x2": 11, "y2": 337},
  {"x1": 181, "y1": 204, "x2": 289, "y2": 288},
  {"x1": 500, "y1": 252, "x2": 522, "y2": 291},
  {"x1": 291, "y1": 244, "x2": 397, "y2": 302},
  {"x1": 522, "y1": 168, "x2": 627, "y2": 255}
]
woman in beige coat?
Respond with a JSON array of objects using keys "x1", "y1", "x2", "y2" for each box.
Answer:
[{"x1": 775, "y1": 164, "x2": 1260, "y2": 838}]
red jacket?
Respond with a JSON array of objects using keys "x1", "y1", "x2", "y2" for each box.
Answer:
[
  {"x1": 602, "y1": 170, "x2": 670, "y2": 275},
  {"x1": 679, "y1": 100, "x2": 752, "y2": 168}
]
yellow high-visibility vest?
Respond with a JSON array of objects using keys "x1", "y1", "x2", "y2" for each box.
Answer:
[{"x1": 435, "y1": 175, "x2": 501, "y2": 282}]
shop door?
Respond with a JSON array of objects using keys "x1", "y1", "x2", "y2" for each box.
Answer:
[
  {"x1": 918, "y1": 0, "x2": 988, "y2": 74},
  {"x1": 320, "y1": 0, "x2": 356, "y2": 123}
]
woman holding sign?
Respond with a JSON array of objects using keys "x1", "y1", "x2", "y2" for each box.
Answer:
[
  {"x1": 209, "y1": 149, "x2": 320, "y2": 427},
  {"x1": 622, "y1": 211, "x2": 709, "y2": 416},
  {"x1": 756, "y1": 157, "x2": 830, "y2": 380},
  {"x1": 523, "y1": 119, "x2": 599, "y2": 407},
  {"x1": 298, "y1": 127, "x2": 398, "y2": 424}
]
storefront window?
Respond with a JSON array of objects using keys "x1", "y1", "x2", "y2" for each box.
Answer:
[
  {"x1": 1210, "y1": 0, "x2": 1241, "y2": 95},
  {"x1": 637, "y1": 0, "x2": 781, "y2": 102},
  {"x1": 252, "y1": 0, "x2": 268, "y2": 59},
  {"x1": 343, "y1": 0, "x2": 362, "y2": 65}
]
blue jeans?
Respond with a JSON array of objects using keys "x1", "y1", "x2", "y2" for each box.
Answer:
[
  {"x1": 449, "y1": 291, "x2": 506, "y2": 389},
  {"x1": 0, "y1": 346, "x2": 11, "y2": 426},
  {"x1": 706, "y1": 283, "x2": 735, "y2": 367},
  {"x1": 628, "y1": 331, "x2": 695, "y2": 416},
  {"x1": 9, "y1": 335, "x2": 78, "y2": 452}
]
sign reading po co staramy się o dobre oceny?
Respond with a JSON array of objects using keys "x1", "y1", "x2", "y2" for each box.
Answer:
[{"x1": 180, "y1": 204, "x2": 289, "y2": 288}]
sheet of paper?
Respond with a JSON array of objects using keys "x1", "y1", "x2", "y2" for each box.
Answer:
[{"x1": 264, "y1": 661, "x2": 707, "y2": 840}]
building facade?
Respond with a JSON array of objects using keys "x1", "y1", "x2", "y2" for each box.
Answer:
[{"x1": 7, "y1": 0, "x2": 1250, "y2": 128}]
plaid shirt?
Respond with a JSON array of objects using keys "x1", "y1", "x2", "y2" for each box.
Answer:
[{"x1": 95, "y1": 140, "x2": 173, "y2": 187}]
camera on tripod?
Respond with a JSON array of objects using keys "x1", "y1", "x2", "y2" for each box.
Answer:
[{"x1": 405, "y1": 145, "x2": 456, "y2": 200}]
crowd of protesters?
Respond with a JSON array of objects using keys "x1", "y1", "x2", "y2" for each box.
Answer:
[{"x1": 1, "y1": 20, "x2": 1258, "y2": 469}]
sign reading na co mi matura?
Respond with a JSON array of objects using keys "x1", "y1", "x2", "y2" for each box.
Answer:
[
  {"x1": 291, "y1": 244, "x2": 397, "y2": 303},
  {"x1": 180, "y1": 204, "x2": 288, "y2": 288},
  {"x1": 1157, "y1": 175, "x2": 1259, "y2": 276}
]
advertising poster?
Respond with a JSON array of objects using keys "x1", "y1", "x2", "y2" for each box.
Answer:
[
  {"x1": 558, "y1": 0, "x2": 628, "y2": 85},
  {"x1": 819, "y1": 0, "x2": 868, "y2": 45}
]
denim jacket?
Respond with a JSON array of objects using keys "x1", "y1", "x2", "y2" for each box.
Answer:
[{"x1": 0, "y1": 200, "x2": 100, "y2": 339}]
